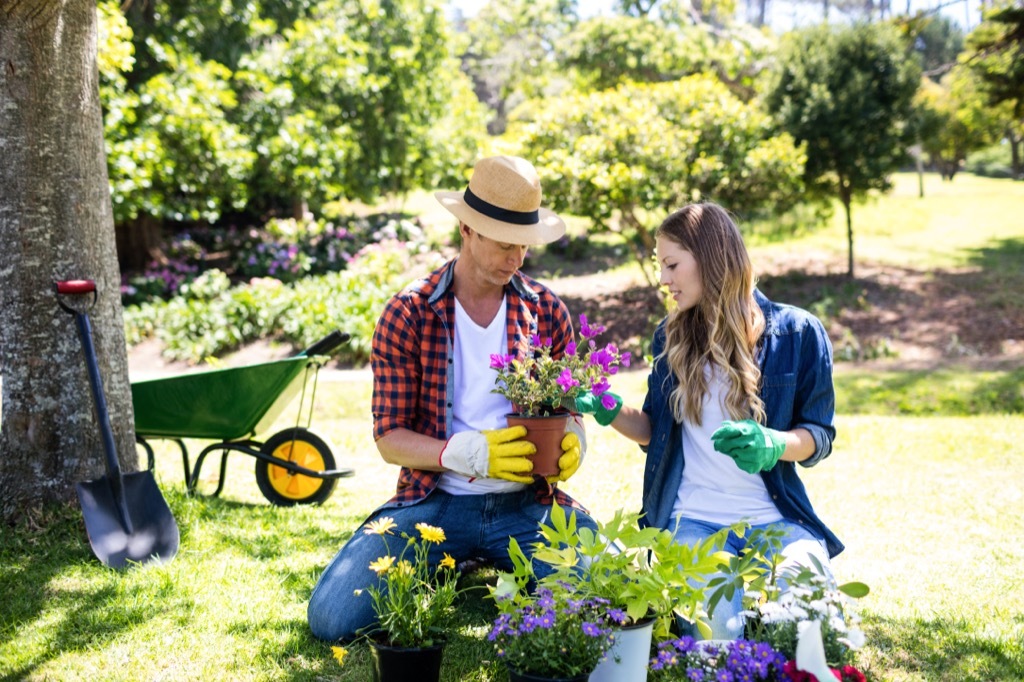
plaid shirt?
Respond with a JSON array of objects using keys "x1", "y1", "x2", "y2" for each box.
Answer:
[{"x1": 371, "y1": 257, "x2": 582, "y2": 510}]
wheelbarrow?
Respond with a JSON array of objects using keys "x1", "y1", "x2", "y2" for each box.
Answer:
[{"x1": 131, "y1": 330, "x2": 355, "y2": 506}]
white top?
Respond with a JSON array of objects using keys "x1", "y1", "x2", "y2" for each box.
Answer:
[
  {"x1": 437, "y1": 297, "x2": 525, "y2": 495},
  {"x1": 672, "y1": 364, "x2": 781, "y2": 525}
]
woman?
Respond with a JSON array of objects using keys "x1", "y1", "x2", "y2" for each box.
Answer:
[{"x1": 580, "y1": 202, "x2": 842, "y2": 638}]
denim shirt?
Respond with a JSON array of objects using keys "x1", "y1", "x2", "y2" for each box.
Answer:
[{"x1": 639, "y1": 289, "x2": 843, "y2": 558}]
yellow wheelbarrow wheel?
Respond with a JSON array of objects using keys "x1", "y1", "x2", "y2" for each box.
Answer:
[{"x1": 255, "y1": 428, "x2": 338, "y2": 506}]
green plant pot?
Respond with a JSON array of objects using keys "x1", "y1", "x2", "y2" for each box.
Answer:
[{"x1": 369, "y1": 640, "x2": 444, "y2": 682}]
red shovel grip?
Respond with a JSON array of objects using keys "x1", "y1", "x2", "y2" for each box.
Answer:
[{"x1": 55, "y1": 279, "x2": 97, "y2": 294}]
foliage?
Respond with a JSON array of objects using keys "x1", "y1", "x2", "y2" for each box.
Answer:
[
  {"x1": 490, "y1": 315, "x2": 630, "y2": 417},
  {"x1": 355, "y1": 517, "x2": 461, "y2": 647},
  {"x1": 508, "y1": 74, "x2": 805, "y2": 280},
  {"x1": 122, "y1": 241, "x2": 430, "y2": 364},
  {"x1": 507, "y1": 503, "x2": 730, "y2": 640},
  {"x1": 764, "y1": 21, "x2": 921, "y2": 276},
  {"x1": 731, "y1": 534, "x2": 869, "y2": 671},
  {"x1": 914, "y1": 66, "x2": 1003, "y2": 180},
  {"x1": 648, "y1": 637, "x2": 789, "y2": 681}
]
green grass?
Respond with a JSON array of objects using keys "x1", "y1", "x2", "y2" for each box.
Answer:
[
  {"x1": 2, "y1": 372, "x2": 1023, "y2": 681},
  {"x1": 754, "y1": 172, "x2": 1024, "y2": 270}
]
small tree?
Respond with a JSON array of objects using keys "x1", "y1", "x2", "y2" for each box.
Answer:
[{"x1": 765, "y1": 22, "x2": 920, "y2": 278}]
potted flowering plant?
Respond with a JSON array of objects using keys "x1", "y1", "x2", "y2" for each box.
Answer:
[
  {"x1": 741, "y1": 558, "x2": 869, "y2": 682},
  {"x1": 705, "y1": 528, "x2": 870, "y2": 682},
  {"x1": 354, "y1": 517, "x2": 464, "y2": 682},
  {"x1": 489, "y1": 314, "x2": 629, "y2": 418},
  {"x1": 490, "y1": 314, "x2": 629, "y2": 476},
  {"x1": 488, "y1": 583, "x2": 617, "y2": 681},
  {"x1": 509, "y1": 502, "x2": 732, "y2": 681}
]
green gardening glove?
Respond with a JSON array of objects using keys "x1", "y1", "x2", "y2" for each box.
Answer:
[
  {"x1": 711, "y1": 419, "x2": 787, "y2": 474},
  {"x1": 574, "y1": 392, "x2": 623, "y2": 426}
]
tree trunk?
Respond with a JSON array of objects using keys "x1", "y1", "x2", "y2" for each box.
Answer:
[
  {"x1": 839, "y1": 182, "x2": 855, "y2": 278},
  {"x1": 0, "y1": 0, "x2": 137, "y2": 523}
]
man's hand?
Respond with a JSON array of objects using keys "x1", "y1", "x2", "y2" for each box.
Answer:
[
  {"x1": 574, "y1": 391, "x2": 623, "y2": 426},
  {"x1": 440, "y1": 425, "x2": 536, "y2": 483},
  {"x1": 547, "y1": 417, "x2": 586, "y2": 483},
  {"x1": 711, "y1": 419, "x2": 787, "y2": 474}
]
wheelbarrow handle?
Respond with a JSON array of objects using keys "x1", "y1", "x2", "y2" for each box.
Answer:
[{"x1": 299, "y1": 330, "x2": 351, "y2": 357}]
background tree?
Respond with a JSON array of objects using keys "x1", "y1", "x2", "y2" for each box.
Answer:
[
  {"x1": 460, "y1": 0, "x2": 579, "y2": 133},
  {"x1": 963, "y1": 2, "x2": 1024, "y2": 179},
  {"x1": 0, "y1": 0, "x2": 136, "y2": 522},
  {"x1": 507, "y1": 75, "x2": 806, "y2": 282},
  {"x1": 914, "y1": 66, "x2": 1001, "y2": 180},
  {"x1": 764, "y1": 21, "x2": 921, "y2": 278}
]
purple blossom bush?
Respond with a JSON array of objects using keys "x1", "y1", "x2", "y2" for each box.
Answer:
[
  {"x1": 649, "y1": 637, "x2": 789, "y2": 682},
  {"x1": 488, "y1": 586, "x2": 617, "y2": 678}
]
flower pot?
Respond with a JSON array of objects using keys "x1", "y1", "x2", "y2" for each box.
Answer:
[
  {"x1": 508, "y1": 668, "x2": 591, "y2": 682},
  {"x1": 369, "y1": 640, "x2": 444, "y2": 682},
  {"x1": 505, "y1": 413, "x2": 570, "y2": 478},
  {"x1": 588, "y1": 618, "x2": 655, "y2": 682}
]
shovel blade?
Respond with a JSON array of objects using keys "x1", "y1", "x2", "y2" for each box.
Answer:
[{"x1": 76, "y1": 471, "x2": 180, "y2": 569}]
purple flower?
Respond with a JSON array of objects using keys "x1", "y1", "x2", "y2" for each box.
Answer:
[
  {"x1": 590, "y1": 377, "x2": 611, "y2": 396},
  {"x1": 622, "y1": 352, "x2": 632, "y2": 368},
  {"x1": 578, "y1": 314, "x2": 606, "y2": 340},
  {"x1": 581, "y1": 621, "x2": 602, "y2": 637},
  {"x1": 600, "y1": 393, "x2": 619, "y2": 411},
  {"x1": 557, "y1": 369, "x2": 580, "y2": 393},
  {"x1": 606, "y1": 608, "x2": 627, "y2": 625},
  {"x1": 566, "y1": 341, "x2": 577, "y2": 357},
  {"x1": 489, "y1": 354, "x2": 514, "y2": 370}
]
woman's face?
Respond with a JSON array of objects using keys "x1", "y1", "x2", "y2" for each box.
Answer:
[{"x1": 656, "y1": 235, "x2": 702, "y2": 312}]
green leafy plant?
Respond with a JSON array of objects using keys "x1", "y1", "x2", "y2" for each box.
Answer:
[
  {"x1": 355, "y1": 517, "x2": 462, "y2": 648},
  {"x1": 489, "y1": 315, "x2": 629, "y2": 417},
  {"x1": 498, "y1": 502, "x2": 730, "y2": 641}
]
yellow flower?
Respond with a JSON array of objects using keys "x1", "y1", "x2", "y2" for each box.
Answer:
[
  {"x1": 364, "y1": 516, "x2": 397, "y2": 536},
  {"x1": 440, "y1": 553, "x2": 456, "y2": 570},
  {"x1": 331, "y1": 646, "x2": 348, "y2": 666},
  {"x1": 394, "y1": 560, "x2": 415, "y2": 577},
  {"x1": 415, "y1": 523, "x2": 446, "y2": 544},
  {"x1": 369, "y1": 555, "x2": 395, "y2": 574}
]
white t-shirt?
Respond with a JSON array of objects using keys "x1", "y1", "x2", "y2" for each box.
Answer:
[
  {"x1": 672, "y1": 364, "x2": 782, "y2": 525},
  {"x1": 437, "y1": 296, "x2": 526, "y2": 495}
]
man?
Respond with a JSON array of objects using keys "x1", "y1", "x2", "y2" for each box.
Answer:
[{"x1": 307, "y1": 155, "x2": 594, "y2": 642}]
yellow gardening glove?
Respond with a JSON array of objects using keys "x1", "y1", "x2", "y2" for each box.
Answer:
[
  {"x1": 547, "y1": 417, "x2": 586, "y2": 483},
  {"x1": 440, "y1": 425, "x2": 536, "y2": 483}
]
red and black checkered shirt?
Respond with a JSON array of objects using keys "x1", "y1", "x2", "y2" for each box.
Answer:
[{"x1": 371, "y1": 258, "x2": 583, "y2": 510}]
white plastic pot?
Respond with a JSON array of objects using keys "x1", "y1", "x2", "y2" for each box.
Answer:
[{"x1": 589, "y1": 618, "x2": 655, "y2": 682}]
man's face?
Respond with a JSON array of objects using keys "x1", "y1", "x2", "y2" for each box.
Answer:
[{"x1": 462, "y1": 224, "x2": 529, "y2": 286}]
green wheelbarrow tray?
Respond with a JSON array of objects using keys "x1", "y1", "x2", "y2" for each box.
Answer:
[
  {"x1": 133, "y1": 356, "x2": 312, "y2": 440},
  {"x1": 131, "y1": 331, "x2": 354, "y2": 506}
]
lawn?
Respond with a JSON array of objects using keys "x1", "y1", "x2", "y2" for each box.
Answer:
[
  {"x1": 2, "y1": 172, "x2": 1024, "y2": 680},
  {"x1": 1, "y1": 369, "x2": 1022, "y2": 681}
]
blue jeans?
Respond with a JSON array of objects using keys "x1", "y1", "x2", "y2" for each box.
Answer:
[
  {"x1": 307, "y1": 488, "x2": 597, "y2": 642},
  {"x1": 672, "y1": 517, "x2": 832, "y2": 640}
]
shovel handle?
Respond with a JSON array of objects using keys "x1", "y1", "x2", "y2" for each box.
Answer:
[
  {"x1": 55, "y1": 279, "x2": 98, "y2": 313},
  {"x1": 56, "y1": 279, "x2": 96, "y2": 294}
]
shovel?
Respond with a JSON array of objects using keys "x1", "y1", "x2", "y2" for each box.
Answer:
[{"x1": 56, "y1": 279, "x2": 179, "y2": 568}]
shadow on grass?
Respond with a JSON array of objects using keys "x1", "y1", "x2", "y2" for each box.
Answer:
[
  {"x1": 865, "y1": 612, "x2": 1024, "y2": 681},
  {"x1": 0, "y1": 502, "x2": 182, "y2": 682},
  {"x1": 835, "y1": 367, "x2": 1024, "y2": 415}
]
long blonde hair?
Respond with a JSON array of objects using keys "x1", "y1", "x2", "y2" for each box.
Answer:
[{"x1": 656, "y1": 203, "x2": 766, "y2": 425}]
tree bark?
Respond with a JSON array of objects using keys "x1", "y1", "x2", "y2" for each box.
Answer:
[
  {"x1": 0, "y1": 0, "x2": 136, "y2": 523},
  {"x1": 839, "y1": 181, "x2": 855, "y2": 278}
]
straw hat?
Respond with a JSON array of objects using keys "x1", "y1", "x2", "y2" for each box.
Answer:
[{"x1": 435, "y1": 155, "x2": 565, "y2": 245}]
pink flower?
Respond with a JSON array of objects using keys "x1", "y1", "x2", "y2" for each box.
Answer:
[{"x1": 489, "y1": 354, "x2": 514, "y2": 370}]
